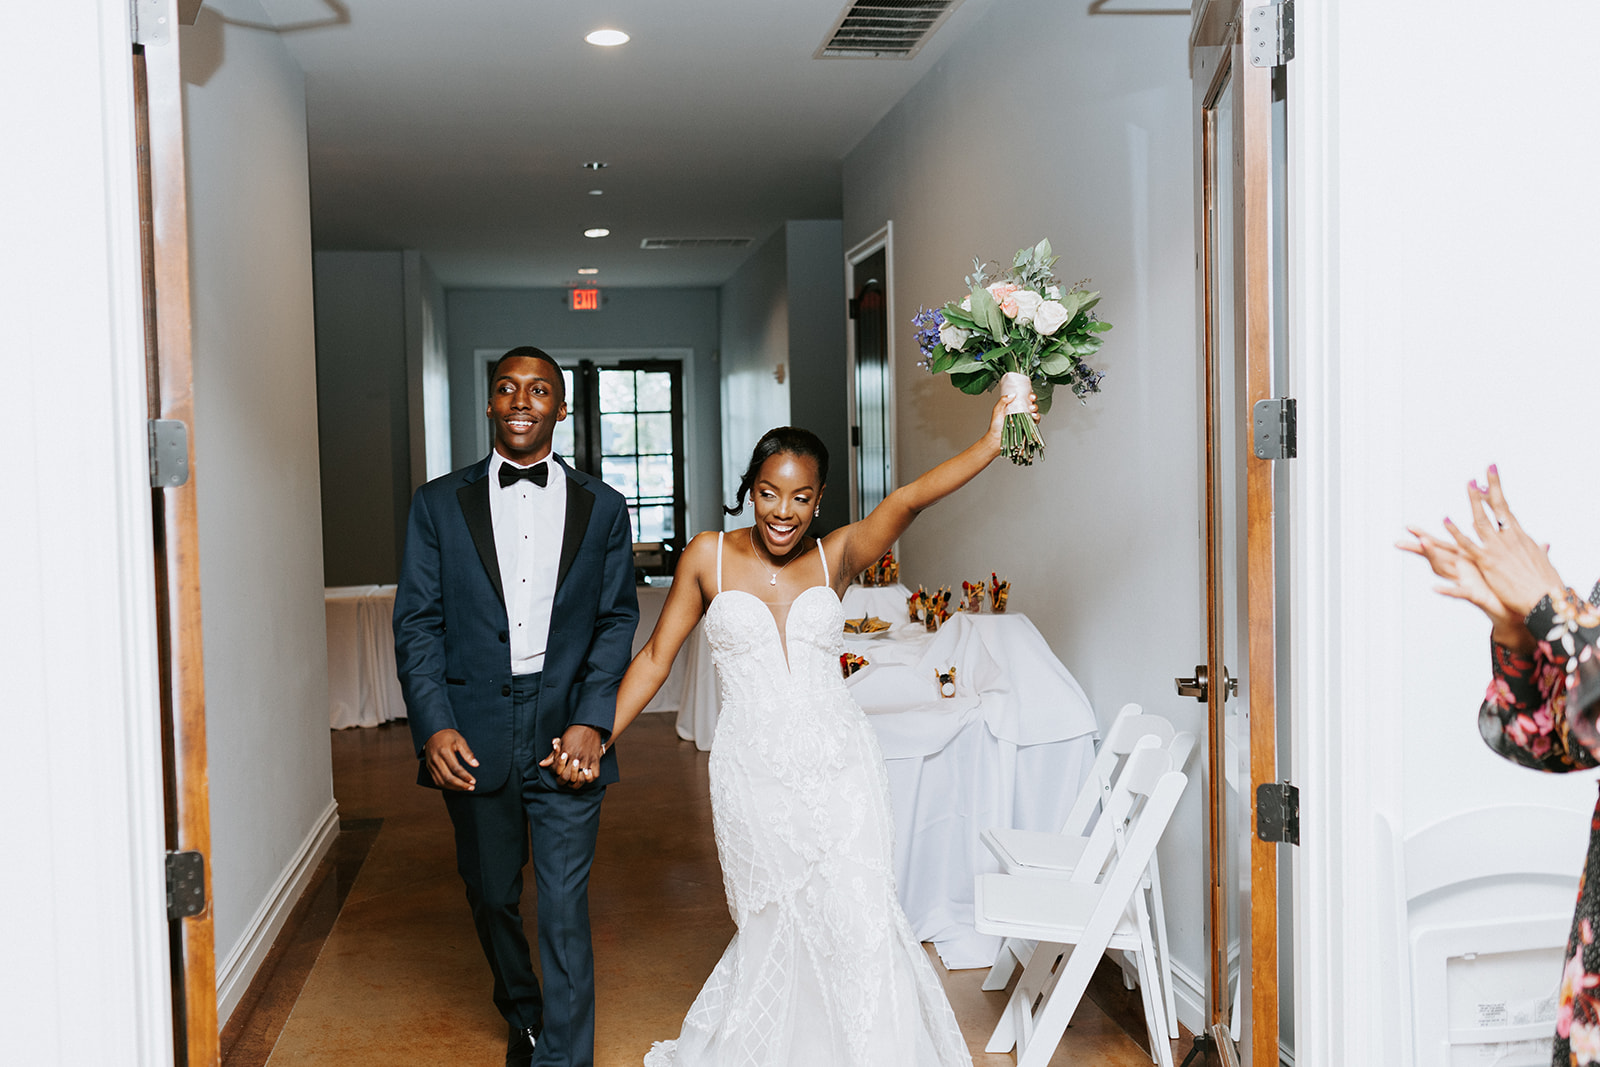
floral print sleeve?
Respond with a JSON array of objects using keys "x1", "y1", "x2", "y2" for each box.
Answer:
[{"x1": 1479, "y1": 581, "x2": 1600, "y2": 772}]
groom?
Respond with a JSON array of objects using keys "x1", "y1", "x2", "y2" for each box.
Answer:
[{"x1": 394, "y1": 346, "x2": 638, "y2": 1067}]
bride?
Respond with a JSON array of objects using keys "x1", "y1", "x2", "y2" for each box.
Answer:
[{"x1": 545, "y1": 389, "x2": 1036, "y2": 1065}]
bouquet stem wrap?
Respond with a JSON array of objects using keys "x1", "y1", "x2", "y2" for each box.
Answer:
[{"x1": 999, "y1": 371, "x2": 1045, "y2": 464}]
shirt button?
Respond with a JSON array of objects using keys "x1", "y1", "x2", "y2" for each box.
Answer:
[{"x1": 500, "y1": 685, "x2": 511, "y2": 697}]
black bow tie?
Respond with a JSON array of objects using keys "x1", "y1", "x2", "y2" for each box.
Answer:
[{"x1": 499, "y1": 461, "x2": 549, "y2": 488}]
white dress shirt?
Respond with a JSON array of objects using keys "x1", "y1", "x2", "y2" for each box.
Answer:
[{"x1": 488, "y1": 451, "x2": 566, "y2": 676}]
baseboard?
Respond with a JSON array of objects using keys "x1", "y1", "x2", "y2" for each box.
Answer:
[
  {"x1": 214, "y1": 800, "x2": 340, "y2": 1024},
  {"x1": 1168, "y1": 956, "x2": 1208, "y2": 1037}
]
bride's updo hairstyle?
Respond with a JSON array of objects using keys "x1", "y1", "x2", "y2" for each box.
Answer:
[{"x1": 724, "y1": 427, "x2": 830, "y2": 516}]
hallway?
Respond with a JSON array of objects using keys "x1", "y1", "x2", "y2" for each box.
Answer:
[{"x1": 220, "y1": 714, "x2": 1174, "y2": 1066}]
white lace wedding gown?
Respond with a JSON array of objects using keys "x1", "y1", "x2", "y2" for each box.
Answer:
[{"x1": 645, "y1": 534, "x2": 971, "y2": 1067}]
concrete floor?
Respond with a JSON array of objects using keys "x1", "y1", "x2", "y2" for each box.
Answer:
[{"x1": 221, "y1": 713, "x2": 1182, "y2": 1066}]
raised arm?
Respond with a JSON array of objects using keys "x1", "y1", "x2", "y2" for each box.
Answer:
[{"x1": 833, "y1": 389, "x2": 1035, "y2": 582}]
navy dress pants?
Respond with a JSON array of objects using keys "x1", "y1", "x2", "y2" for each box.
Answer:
[{"x1": 443, "y1": 673, "x2": 605, "y2": 1067}]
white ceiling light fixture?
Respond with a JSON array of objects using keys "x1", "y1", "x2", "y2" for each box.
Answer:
[
  {"x1": 588, "y1": 189, "x2": 604, "y2": 196},
  {"x1": 584, "y1": 228, "x2": 611, "y2": 239},
  {"x1": 585, "y1": 28, "x2": 630, "y2": 47},
  {"x1": 581, "y1": 161, "x2": 608, "y2": 170},
  {"x1": 577, "y1": 268, "x2": 600, "y2": 275}
]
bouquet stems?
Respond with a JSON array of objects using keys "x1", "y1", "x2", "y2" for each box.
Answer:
[{"x1": 998, "y1": 369, "x2": 1043, "y2": 465}]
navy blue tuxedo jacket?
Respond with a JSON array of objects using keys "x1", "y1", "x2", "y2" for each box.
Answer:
[{"x1": 393, "y1": 453, "x2": 639, "y2": 793}]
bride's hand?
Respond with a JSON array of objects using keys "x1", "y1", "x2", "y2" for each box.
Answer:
[{"x1": 985, "y1": 387, "x2": 1039, "y2": 447}]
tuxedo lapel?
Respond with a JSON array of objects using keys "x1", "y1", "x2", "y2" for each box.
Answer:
[
  {"x1": 456, "y1": 464, "x2": 505, "y2": 607},
  {"x1": 556, "y1": 460, "x2": 597, "y2": 592}
]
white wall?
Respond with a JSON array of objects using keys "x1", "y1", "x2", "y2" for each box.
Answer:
[
  {"x1": 0, "y1": 3, "x2": 173, "y2": 1061},
  {"x1": 1292, "y1": 2, "x2": 1600, "y2": 1061},
  {"x1": 843, "y1": 0, "x2": 1204, "y2": 1016},
  {"x1": 719, "y1": 229, "x2": 793, "y2": 517},
  {"x1": 182, "y1": 0, "x2": 337, "y2": 1022}
]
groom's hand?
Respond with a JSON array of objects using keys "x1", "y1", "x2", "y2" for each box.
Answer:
[
  {"x1": 423, "y1": 729, "x2": 479, "y2": 791},
  {"x1": 545, "y1": 724, "x2": 606, "y2": 788}
]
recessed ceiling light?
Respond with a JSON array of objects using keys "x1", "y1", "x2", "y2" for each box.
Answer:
[
  {"x1": 578, "y1": 268, "x2": 599, "y2": 275},
  {"x1": 584, "y1": 228, "x2": 611, "y2": 239},
  {"x1": 588, "y1": 189, "x2": 604, "y2": 196},
  {"x1": 585, "y1": 29, "x2": 630, "y2": 47},
  {"x1": 581, "y1": 161, "x2": 608, "y2": 170}
]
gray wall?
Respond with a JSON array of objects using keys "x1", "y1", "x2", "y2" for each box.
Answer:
[
  {"x1": 717, "y1": 231, "x2": 791, "y2": 519},
  {"x1": 313, "y1": 250, "x2": 411, "y2": 585},
  {"x1": 181, "y1": 0, "x2": 336, "y2": 1017},
  {"x1": 446, "y1": 287, "x2": 723, "y2": 534},
  {"x1": 842, "y1": 0, "x2": 1203, "y2": 1022},
  {"x1": 716, "y1": 221, "x2": 848, "y2": 533}
]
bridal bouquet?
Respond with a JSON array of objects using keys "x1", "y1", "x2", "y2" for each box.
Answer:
[{"x1": 913, "y1": 239, "x2": 1110, "y2": 464}]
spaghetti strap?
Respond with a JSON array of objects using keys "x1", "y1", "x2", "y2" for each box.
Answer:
[
  {"x1": 817, "y1": 536, "x2": 831, "y2": 586},
  {"x1": 715, "y1": 531, "x2": 724, "y2": 597}
]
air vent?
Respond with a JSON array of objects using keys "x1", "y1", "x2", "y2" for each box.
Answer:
[
  {"x1": 815, "y1": 0, "x2": 964, "y2": 59},
  {"x1": 639, "y1": 237, "x2": 753, "y2": 250}
]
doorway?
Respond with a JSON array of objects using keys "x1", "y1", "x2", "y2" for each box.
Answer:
[
  {"x1": 1188, "y1": 3, "x2": 1294, "y2": 1063},
  {"x1": 846, "y1": 226, "x2": 895, "y2": 522}
]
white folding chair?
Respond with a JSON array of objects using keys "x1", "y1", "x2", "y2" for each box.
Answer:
[
  {"x1": 976, "y1": 749, "x2": 1186, "y2": 1067},
  {"x1": 982, "y1": 720, "x2": 1194, "y2": 1038}
]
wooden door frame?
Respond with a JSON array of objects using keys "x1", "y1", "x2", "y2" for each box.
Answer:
[
  {"x1": 138, "y1": 16, "x2": 220, "y2": 1066},
  {"x1": 1193, "y1": 4, "x2": 1283, "y2": 1063},
  {"x1": 844, "y1": 223, "x2": 896, "y2": 524}
]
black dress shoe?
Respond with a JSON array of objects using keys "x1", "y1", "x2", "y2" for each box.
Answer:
[{"x1": 505, "y1": 1024, "x2": 538, "y2": 1067}]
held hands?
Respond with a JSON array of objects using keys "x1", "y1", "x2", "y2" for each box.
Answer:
[
  {"x1": 1397, "y1": 466, "x2": 1565, "y2": 650},
  {"x1": 423, "y1": 729, "x2": 480, "y2": 791},
  {"x1": 537, "y1": 724, "x2": 608, "y2": 788}
]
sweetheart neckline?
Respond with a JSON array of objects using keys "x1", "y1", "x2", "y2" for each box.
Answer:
[{"x1": 707, "y1": 585, "x2": 842, "y2": 675}]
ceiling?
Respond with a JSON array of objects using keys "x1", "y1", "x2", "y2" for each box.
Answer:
[{"x1": 241, "y1": 0, "x2": 1002, "y2": 288}]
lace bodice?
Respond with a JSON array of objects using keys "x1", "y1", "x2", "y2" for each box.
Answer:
[{"x1": 703, "y1": 586, "x2": 847, "y2": 706}]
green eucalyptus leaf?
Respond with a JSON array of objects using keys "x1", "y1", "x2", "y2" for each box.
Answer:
[
  {"x1": 951, "y1": 368, "x2": 996, "y2": 395},
  {"x1": 1039, "y1": 350, "x2": 1072, "y2": 376}
]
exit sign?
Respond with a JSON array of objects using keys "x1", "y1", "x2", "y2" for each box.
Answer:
[{"x1": 570, "y1": 288, "x2": 601, "y2": 311}]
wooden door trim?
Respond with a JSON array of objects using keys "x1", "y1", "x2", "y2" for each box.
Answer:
[
  {"x1": 1238, "y1": 32, "x2": 1281, "y2": 1067},
  {"x1": 138, "y1": 36, "x2": 220, "y2": 1067}
]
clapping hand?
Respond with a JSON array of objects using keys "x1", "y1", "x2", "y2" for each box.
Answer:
[
  {"x1": 537, "y1": 724, "x2": 608, "y2": 788},
  {"x1": 1398, "y1": 466, "x2": 1565, "y2": 651}
]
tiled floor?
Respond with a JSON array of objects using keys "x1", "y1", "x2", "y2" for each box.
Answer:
[{"x1": 222, "y1": 714, "x2": 1189, "y2": 1066}]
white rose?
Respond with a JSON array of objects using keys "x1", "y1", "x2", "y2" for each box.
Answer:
[
  {"x1": 939, "y1": 324, "x2": 972, "y2": 351},
  {"x1": 1010, "y1": 290, "x2": 1043, "y2": 325},
  {"x1": 1046, "y1": 285, "x2": 1062, "y2": 300},
  {"x1": 1033, "y1": 299, "x2": 1072, "y2": 336},
  {"x1": 960, "y1": 296, "x2": 972, "y2": 312}
]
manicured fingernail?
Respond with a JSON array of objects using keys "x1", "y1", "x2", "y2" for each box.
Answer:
[{"x1": 1489, "y1": 464, "x2": 1498, "y2": 474}]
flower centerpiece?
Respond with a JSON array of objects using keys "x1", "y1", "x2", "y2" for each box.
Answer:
[{"x1": 913, "y1": 239, "x2": 1111, "y2": 465}]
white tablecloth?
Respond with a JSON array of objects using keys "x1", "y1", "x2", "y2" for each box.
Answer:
[
  {"x1": 673, "y1": 605, "x2": 1098, "y2": 967},
  {"x1": 635, "y1": 584, "x2": 687, "y2": 715},
  {"x1": 325, "y1": 584, "x2": 406, "y2": 729}
]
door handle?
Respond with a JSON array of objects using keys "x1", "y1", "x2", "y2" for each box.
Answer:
[
  {"x1": 1176, "y1": 666, "x2": 1209, "y2": 701},
  {"x1": 1175, "y1": 665, "x2": 1240, "y2": 702}
]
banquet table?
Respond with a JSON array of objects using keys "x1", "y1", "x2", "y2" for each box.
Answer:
[
  {"x1": 671, "y1": 583, "x2": 1098, "y2": 967},
  {"x1": 635, "y1": 583, "x2": 687, "y2": 714},
  {"x1": 325, "y1": 584, "x2": 406, "y2": 729}
]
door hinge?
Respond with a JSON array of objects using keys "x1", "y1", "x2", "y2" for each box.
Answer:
[
  {"x1": 166, "y1": 850, "x2": 206, "y2": 919},
  {"x1": 149, "y1": 419, "x2": 190, "y2": 488},
  {"x1": 847, "y1": 298, "x2": 860, "y2": 320},
  {"x1": 1251, "y1": 397, "x2": 1297, "y2": 460},
  {"x1": 851, "y1": 425, "x2": 862, "y2": 447},
  {"x1": 131, "y1": 0, "x2": 172, "y2": 45},
  {"x1": 1248, "y1": 0, "x2": 1295, "y2": 68},
  {"x1": 1256, "y1": 782, "x2": 1300, "y2": 845}
]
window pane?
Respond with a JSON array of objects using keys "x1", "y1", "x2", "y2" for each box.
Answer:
[
  {"x1": 602, "y1": 457, "x2": 638, "y2": 496},
  {"x1": 553, "y1": 420, "x2": 575, "y2": 460},
  {"x1": 637, "y1": 412, "x2": 672, "y2": 454},
  {"x1": 638, "y1": 504, "x2": 672, "y2": 541},
  {"x1": 637, "y1": 372, "x2": 672, "y2": 411},
  {"x1": 638, "y1": 454, "x2": 674, "y2": 498},
  {"x1": 599, "y1": 369, "x2": 635, "y2": 413},
  {"x1": 601, "y1": 413, "x2": 636, "y2": 455}
]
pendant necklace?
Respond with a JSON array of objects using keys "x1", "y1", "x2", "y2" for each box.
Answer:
[{"x1": 751, "y1": 528, "x2": 802, "y2": 586}]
